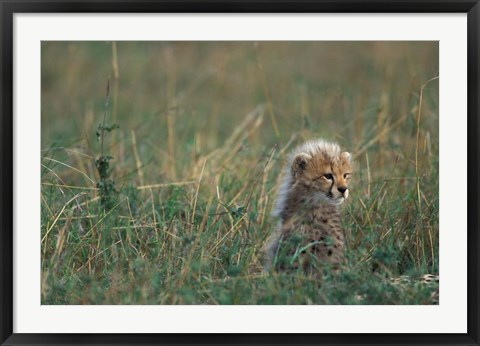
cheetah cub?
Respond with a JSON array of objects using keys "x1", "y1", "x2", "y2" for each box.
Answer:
[{"x1": 264, "y1": 139, "x2": 352, "y2": 275}]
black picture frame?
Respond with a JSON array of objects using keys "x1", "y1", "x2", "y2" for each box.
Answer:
[{"x1": 1, "y1": 1, "x2": 479, "y2": 345}]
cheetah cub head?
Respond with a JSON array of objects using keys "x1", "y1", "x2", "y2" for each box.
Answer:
[{"x1": 291, "y1": 149, "x2": 352, "y2": 207}]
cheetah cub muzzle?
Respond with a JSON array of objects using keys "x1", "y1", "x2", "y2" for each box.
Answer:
[{"x1": 264, "y1": 139, "x2": 353, "y2": 275}]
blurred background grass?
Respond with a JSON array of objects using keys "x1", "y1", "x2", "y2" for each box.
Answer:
[{"x1": 41, "y1": 41, "x2": 439, "y2": 304}]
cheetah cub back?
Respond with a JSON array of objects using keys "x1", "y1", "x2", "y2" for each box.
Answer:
[{"x1": 264, "y1": 139, "x2": 353, "y2": 275}]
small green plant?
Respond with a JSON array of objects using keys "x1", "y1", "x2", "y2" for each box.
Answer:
[{"x1": 95, "y1": 78, "x2": 119, "y2": 211}]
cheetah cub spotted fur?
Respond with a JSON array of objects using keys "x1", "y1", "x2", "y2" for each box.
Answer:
[{"x1": 264, "y1": 139, "x2": 353, "y2": 275}]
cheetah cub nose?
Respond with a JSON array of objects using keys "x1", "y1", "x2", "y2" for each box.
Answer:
[{"x1": 338, "y1": 187, "x2": 347, "y2": 194}]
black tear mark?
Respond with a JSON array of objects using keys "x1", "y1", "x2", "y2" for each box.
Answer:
[{"x1": 328, "y1": 172, "x2": 335, "y2": 194}]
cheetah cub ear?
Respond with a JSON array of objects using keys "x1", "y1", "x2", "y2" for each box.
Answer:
[
  {"x1": 340, "y1": 151, "x2": 352, "y2": 163},
  {"x1": 291, "y1": 152, "x2": 312, "y2": 178}
]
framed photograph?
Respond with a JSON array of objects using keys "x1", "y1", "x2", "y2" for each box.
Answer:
[{"x1": 1, "y1": 1, "x2": 479, "y2": 345}]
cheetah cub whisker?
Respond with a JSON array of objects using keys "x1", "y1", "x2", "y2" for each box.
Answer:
[{"x1": 264, "y1": 139, "x2": 353, "y2": 275}]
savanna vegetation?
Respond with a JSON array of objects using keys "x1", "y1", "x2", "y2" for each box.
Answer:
[{"x1": 41, "y1": 41, "x2": 439, "y2": 304}]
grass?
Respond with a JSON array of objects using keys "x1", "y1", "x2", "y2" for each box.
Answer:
[{"x1": 41, "y1": 41, "x2": 439, "y2": 304}]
